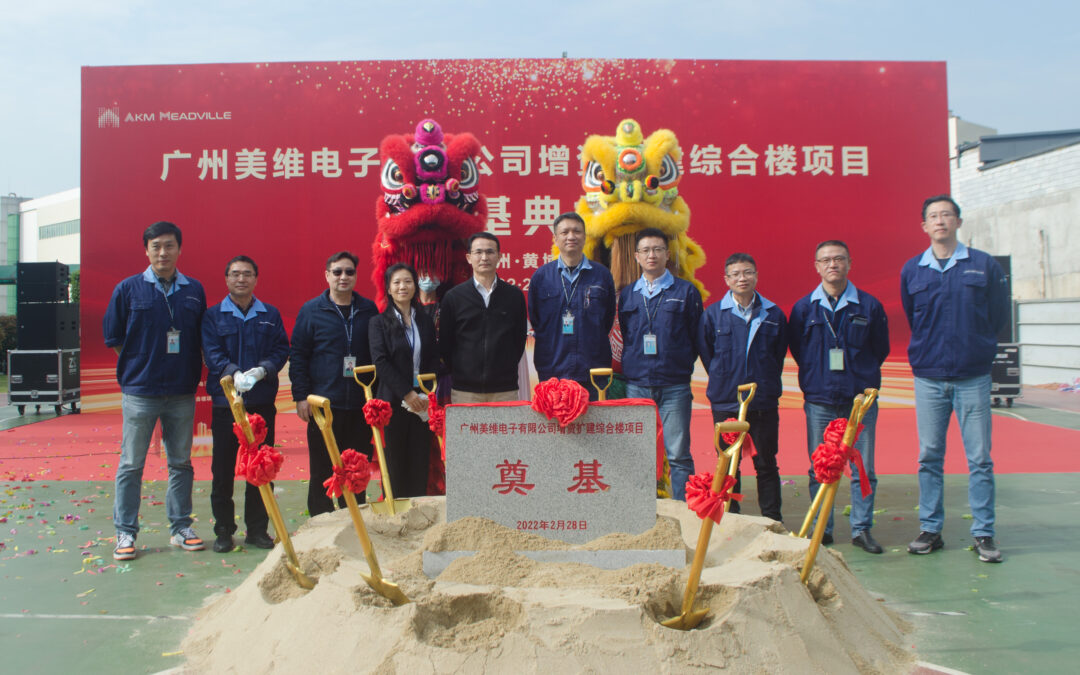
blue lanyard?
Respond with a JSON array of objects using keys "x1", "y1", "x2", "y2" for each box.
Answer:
[{"x1": 332, "y1": 302, "x2": 355, "y2": 354}]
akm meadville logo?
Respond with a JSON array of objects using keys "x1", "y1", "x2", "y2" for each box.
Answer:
[{"x1": 97, "y1": 106, "x2": 120, "y2": 129}]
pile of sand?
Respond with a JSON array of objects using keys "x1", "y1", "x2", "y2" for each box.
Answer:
[{"x1": 181, "y1": 498, "x2": 913, "y2": 673}]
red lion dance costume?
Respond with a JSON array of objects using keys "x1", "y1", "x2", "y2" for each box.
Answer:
[{"x1": 371, "y1": 118, "x2": 488, "y2": 309}]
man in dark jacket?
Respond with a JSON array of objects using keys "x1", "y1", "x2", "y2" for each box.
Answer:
[
  {"x1": 202, "y1": 255, "x2": 290, "y2": 552},
  {"x1": 528, "y1": 212, "x2": 615, "y2": 398},
  {"x1": 901, "y1": 195, "x2": 1008, "y2": 563},
  {"x1": 439, "y1": 232, "x2": 527, "y2": 402},
  {"x1": 697, "y1": 252, "x2": 786, "y2": 521},
  {"x1": 290, "y1": 251, "x2": 378, "y2": 516},
  {"x1": 103, "y1": 221, "x2": 206, "y2": 560},
  {"x1": 789, "y1": 241, "x2": 889, "y2": 553}
]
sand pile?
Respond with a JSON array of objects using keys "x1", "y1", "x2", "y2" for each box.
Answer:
[{"x1": 180, "y1": 498, "x2": 913, "y2": 673}]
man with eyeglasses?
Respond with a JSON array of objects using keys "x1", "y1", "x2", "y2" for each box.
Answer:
[
  {"x1": 290, "y1": 251, "x2": 378, "y2": 516},
  {"x1": 901, "y1": 195, "x2": 1008, "y2": 563},
  {"x1": 201, "y1": 255, "x2": 290, "y2": 552},
  {"x1": 619, "y1": 227, "x2": 703, "y2": 501},
  {"x1": 439, "y1": 232, "x2": 527, "y2": 402},
  {"x1": 789, "y1": 241, "x2": 889, "y2": 553},
  {"x1": 528, "y1": 212, "x2": 616, "y2": 399},
  {"x1": 697, "y1": 252, "x2": 786, "y2": 521},
  {"x1": 103, "y1": 221, "x2": 207, "y2": 561}
]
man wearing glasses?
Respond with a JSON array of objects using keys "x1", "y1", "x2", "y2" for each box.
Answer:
[
  {"x1": 619, "y1": 228, "x2": 703, "y2": 501},
  {"x1": 789, "y1": 241, "x2": 890, "y2": 553},
  {"x1": 290, "y1": 251, "x2": 378, "y2": 516},
  {"x1": 697, "y1": 253, "x2": 786, "y2": 521},
  {"x1": 202, "y1": 255, "x2": 290, "y2": 552},
  {"x1": 439, "y1": 232, "x2": 527, "y2": 402}
]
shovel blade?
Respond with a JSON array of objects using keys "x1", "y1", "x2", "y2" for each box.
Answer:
[
  {"x1": 660, "y1": 608, "x2": 710, "y2": 631},
  {"x1": 370, "y1": 498, "x2": 413, "y2": 516},
  {"x1": 360, "y1": 572, "x2": 410, "y2": 606}
]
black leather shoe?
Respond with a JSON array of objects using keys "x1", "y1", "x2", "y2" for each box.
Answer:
[
  {"x1": 244, "y1": 532, "x2": 275, "y2": 549},
  {"x1": 822, "y1": 532, "x2": 834, "y2": 545},
  {"x1": 213, "y1": 534, "x2": 234, "y2": 553},
  {"x1": 852, "y1": 530, "x2": 884, "y2": 554}
]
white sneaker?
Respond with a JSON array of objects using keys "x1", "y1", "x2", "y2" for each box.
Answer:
[
  {"x1": 113, "y1": 532, "x2": 137, "y2": 560},
  {"x1": 169, "y1": 527, "x2": 205, "y2": 551}
]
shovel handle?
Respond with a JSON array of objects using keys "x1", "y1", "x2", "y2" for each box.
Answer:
[
  {"x1": 220, "y1": 376, "x2": 255, "y2": 444},
  {"x1": 736, "y1": 382, "x2": 757, "y2": 421},
  {"x1": 417, "y1": 372, "x2": 438, "y2": 396},
  {"x1": 589, "y1": 368, "x2": 614, "y2": 401},
  {"x1": 352, "y1": 365, "x2": 376, "y2": 400}
]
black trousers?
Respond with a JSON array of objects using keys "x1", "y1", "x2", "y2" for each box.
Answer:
[
  {"x1": 306, "y1": 409, "x2": 372, "y2": 516},
  {"x1": 713, "y1": 407, "x2": 783, "y2": 522},
  {"x1": 384, "y1": 406, "x2": 433, "y2": 498},
  {"x1": 210, "y1": 404, "x2": 275, "y2": 537}
]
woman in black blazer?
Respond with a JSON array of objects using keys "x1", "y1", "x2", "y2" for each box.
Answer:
[{"x1": 368, "y1": 263, "x2": 439, "y2": 498}]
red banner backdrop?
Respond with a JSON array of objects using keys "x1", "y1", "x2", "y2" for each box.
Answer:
[{"x1": 81, "y1": 58, "x2": 948, "y2": 429}]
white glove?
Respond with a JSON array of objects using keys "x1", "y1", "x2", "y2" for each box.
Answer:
[
  {"x1": 234, "y1": 367, "x2": 265, "y2": 393},
  {"x1": 401, "y1": 393, "x2": 429, "y2": 422}
]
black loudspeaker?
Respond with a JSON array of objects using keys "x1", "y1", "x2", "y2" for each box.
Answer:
[
  {"x1": 17, "y1": 261, "x2": 69, "y2": 285},
  {"x1": 16, "y1": 303, "x2": 80, "y2": 350},
  {"x1": 993, "y1": 255, "x2": 1013, "y2": 343},
  {"x1": 18, "y1": 282, "x2": 69, "y2": 303}
]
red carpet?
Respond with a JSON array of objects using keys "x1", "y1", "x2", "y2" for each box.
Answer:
[{"x1": 2, "y1": 406, "x2": 1077, "y2": 482}]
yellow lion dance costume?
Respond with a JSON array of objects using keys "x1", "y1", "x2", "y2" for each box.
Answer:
[{"x1": 575, "y1": 118, "x2": 707, "y2": 299}]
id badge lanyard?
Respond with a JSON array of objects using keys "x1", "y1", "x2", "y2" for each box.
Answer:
[
  {"x1": 158, "y1": 279, "x2": 181, "y2": 354},
  {"x1": 820, "y1": 305, "x2": 844, "y2": 371},
  {"x1": 561, "y1": 273, "x2": 581, "y2": 335},
  {"x1": 333, "y1": 302, "x2": 356, "y2": 376},
  {"x1": 642, "y1": 290, "x2": 665, "y2": 355}
]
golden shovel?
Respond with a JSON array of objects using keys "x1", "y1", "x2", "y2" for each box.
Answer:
[
  {"x1": 307, "y1": 395, "x2": 410, "y2": 605},
  {"x1": 220, "y1": 376, "x2": 315, "y2": 590},
  {"x1": 663, "y1": 382, "x2": 757, "y2": 630},
  {"x1": 588, "y1": 367, "x2": 614, "y2": 401},
  {"x1": 797, "y1": 388, "x2": 879, "y2": 584},
  {"x1": 352, "y1": 365, "x2": 412, "y2": 515},
  {"x1": 416, "y1": 372, "x2": 443, "y2": 455}
]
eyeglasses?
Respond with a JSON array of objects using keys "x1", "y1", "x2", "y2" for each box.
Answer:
[
  {"x1": 469, "y1": 249, "x2": 499, "y2": 258},
  {"x1": 816, "y1": 256, "x2": 849, "y2": 266},
  {"x1": 636, "y1": 247, "x2": 668, "y2": 256},
  {"x1": 725, "y1": 270, "x2": 757, "y2": 279},
  {"x1": 330, "y1": 268, "x2": 357, "y2": 277},
  {"x1": 227, "y1": 271, "x2": 255, "y2": 279}
]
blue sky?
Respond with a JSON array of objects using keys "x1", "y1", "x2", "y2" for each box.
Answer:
[{"x1": 2, "y1": 0, "x2": 1077, "y2": 198}]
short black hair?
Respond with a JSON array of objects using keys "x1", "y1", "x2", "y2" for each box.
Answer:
[
  {"x1": 815, "y1": 240, "x2": 849, "y2": 256},
  {"x1": 143, "y1": 221, "x2": 182, "y2": 248},
  {"x1": 467, "y1": 231, "x2": 500, "y2": 253},
  {"x1": 384, "y1": 262, "x2": 421, "y2": 310},
  {"x1": 634, "y1": 227, "x2": 669, "y2": 247},
  {"x1": 225, "y1": 255, "x2": 258, "y2": 276},
  {"x1": 724, "y1": 252, "x2": 756, "y2": 270},
  {"x1": 326, "y1": 251, "x2": 359, "y2": 271},
  {"x1": 922, "y1": 194, "x2": 961, "y2": 220},
  {"x1": 553, "y1": 211, "x2": 585, "y2": 233}
]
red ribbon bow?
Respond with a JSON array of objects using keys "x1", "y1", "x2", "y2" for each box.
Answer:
[
  {"x1": 230, "y1": 413, "x2": 283, "y2": 486},
  {"x1": 720, "y1": 417, "x2": 756, "y2": 458},
  {"x1": 232, "y1": 413, "x2": 267, "y2": 447},
  {"x1": 531, "y1": 378, "x2": 590, "y2": 427},
  {"x1": 427, "y1": 399, "x2": 445, "y2": 437},
  {"x1": 685, "y1": 472, "x2": 743, "y2": 524},
  {"x1": 812, "y1": 418, "x2": 871, "y2": 498},
  {"x1": 323, "y1": 449, "x2": 372, "y2": 499},
  {"x1": 363, "y1": 398, "x2": 393, "y2": 428}
]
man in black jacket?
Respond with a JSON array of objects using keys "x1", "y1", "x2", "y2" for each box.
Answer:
[
  {"x1": 290, "y1": 251, "x2": 378, "y2": 516},
  {"x1": 439, "y1": 232, "x2": 527, "y2": 402}
]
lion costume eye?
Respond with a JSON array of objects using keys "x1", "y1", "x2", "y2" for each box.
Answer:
[
  {"x1": 582, "y1": 161, "x2": 605, "y2": 190},
  {"x1": 381, "y1": 160, "x2": 406, "y2": 191},
  {"x1": 459, "y1": 157, "x2": 479, "y2": 190},
  {"x1": 658, "y1": 155, "x2": 680, "y2": 188}
]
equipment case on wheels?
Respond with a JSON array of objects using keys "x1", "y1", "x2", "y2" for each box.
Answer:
[
  {"x1": 7, "y1": 349, "x2": 81, "y2": 415},
  {"x1": 991, "y1": 343, "x2": 1020, "y2": 408}
]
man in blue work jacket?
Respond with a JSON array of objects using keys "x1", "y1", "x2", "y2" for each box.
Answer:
[
  {"x1": 698, "y1": 253, "x2": 786, "y2": 522},
  {"x1": 619, "y1": 227, "x2": 703, "y2": 501},
  {"x1": 901, "y1": 195, "x2": 1008, "y2": 563},
  {"x1": 789, "y1": 241, "x2": 889, "y2": 553},
  {"x1": 290, "y1": 251, "x2": 378, "y2": 517},
  {"x1": 202, "y1": 255, "x2": 290, "y2": 552},
  {"x1": 103, "y1": 221, "x2": 207, "y2": 561},
  {"x1": 529, "y1": 212, "x2": 616, "y2": 398}
]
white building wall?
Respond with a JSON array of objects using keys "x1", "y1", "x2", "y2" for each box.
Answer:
[
  {"x1": 18, "y1": 188, "x2": 80, "y2": 265},
  {"x1": 951, "y1": 142, "x2": 1080, "y2": 300}
]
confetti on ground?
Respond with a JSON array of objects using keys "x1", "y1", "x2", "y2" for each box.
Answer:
[
  {"x1": 162, "y1": 651, "x2": 183, "y2": 657},
  {"x1": 76, "y1": 588, "x2": 96, "y2": 598}
]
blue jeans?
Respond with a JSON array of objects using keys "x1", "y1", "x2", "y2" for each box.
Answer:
[
  {"x1": 805, "y1": 401, "x2": 878, "y2": 536},
  {"x1": 626, "y1": 383, "x2": 693, "y2": 501},
  {"x1": 914, "y1": 374, "x2": 995, "y2": 537},
  {"x1": 114, "y1": 393, "x2": 196, "y2": 537}
]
